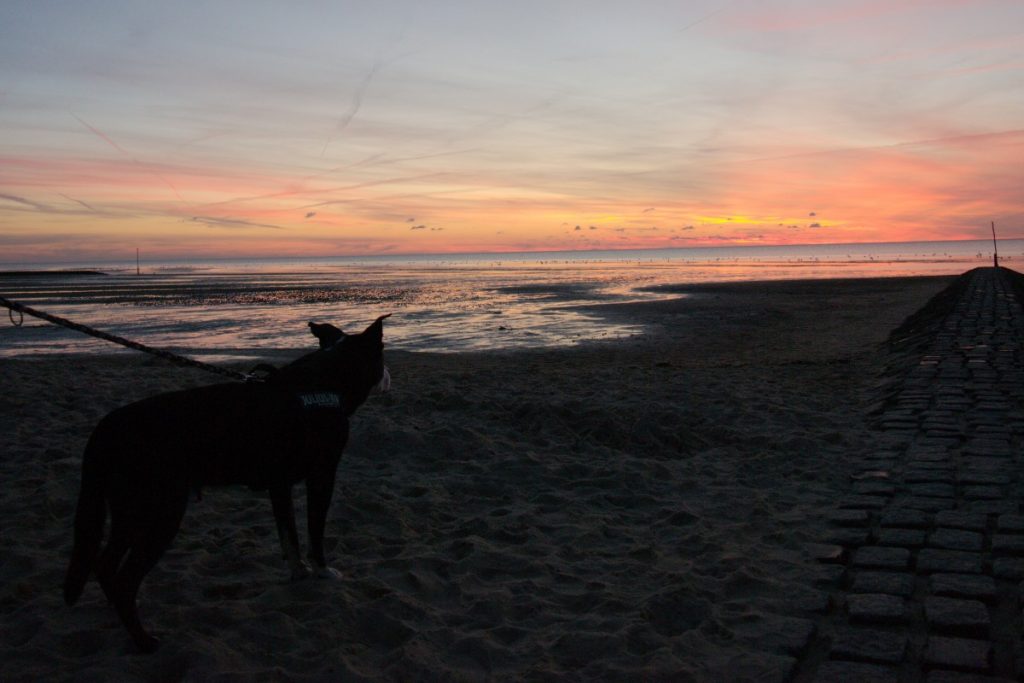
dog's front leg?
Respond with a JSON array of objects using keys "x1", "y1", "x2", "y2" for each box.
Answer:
[
  {"x1": 268, "y1": 485, "x2": 311, "y2": 580},
  {"x1": 306, "y1": 473, "x2": 342, "y2": 579}
]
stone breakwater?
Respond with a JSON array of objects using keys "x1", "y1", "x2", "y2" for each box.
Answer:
[{"x1": 798, "y1": 267, "x2": 1024, "y2": 682}]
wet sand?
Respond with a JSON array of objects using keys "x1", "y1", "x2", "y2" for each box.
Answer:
[{"x1": 0, "y1": 275, "x2": 952, "y2": 681}]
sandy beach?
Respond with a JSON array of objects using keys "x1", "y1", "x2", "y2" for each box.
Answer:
[{"x1": 0, "y1": 275, "x2": 954, "y2": 681}]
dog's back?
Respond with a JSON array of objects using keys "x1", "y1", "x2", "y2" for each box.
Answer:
[{"x1": 96, "y1": 382, "x2": 347, "y2": 488}]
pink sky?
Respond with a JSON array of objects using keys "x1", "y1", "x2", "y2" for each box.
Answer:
[{"x1": 1, "y1": 0, "x2": 1021, "y2": 261}]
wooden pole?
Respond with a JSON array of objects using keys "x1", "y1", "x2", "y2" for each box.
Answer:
[
  {"x1": 991, "y1": 221, "x2": 999, "y2": 268},
  {"x1": 136, "y1": 248, "x2": 140, "y2": 276}
]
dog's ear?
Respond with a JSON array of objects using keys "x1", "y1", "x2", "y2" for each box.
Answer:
[
  {"x1": 361, "y1": 314, "x2": 391, "y2": 343},
  {"x1": 308, "y1": 321, "x2": 345, "y2": 349}
]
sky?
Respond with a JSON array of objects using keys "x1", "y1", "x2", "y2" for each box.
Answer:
[{"x1": 1, "y1": 0, "x2": 1022, "y2": 261}]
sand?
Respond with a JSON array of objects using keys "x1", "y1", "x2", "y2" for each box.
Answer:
[{"x1": 0, "y1": 275, "x2": 953, "y2": 681}]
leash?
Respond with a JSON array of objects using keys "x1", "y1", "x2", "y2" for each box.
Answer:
[{"x1": 0, "y1": 294, "x2": 255, "y2": 382}]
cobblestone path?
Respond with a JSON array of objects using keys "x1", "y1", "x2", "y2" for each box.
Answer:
[{"x1": 798, "y1": 268, "x2": 1024, "y2": 682}]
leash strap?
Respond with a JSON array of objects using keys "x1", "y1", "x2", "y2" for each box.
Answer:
[{"x1": 0, "y1": 295, "x2": 252, "y2": 382}]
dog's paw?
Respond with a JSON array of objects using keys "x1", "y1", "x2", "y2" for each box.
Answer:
[
  {"x1": 289, "y1": 562, "x2": 313, "y2": 581},
  {"x1": 315, "y1": 566, "x2": 343, "y2": 580}
]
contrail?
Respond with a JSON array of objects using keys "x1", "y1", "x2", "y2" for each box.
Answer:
[
  {"x1": 70, "y1": 112, "x2": 187, "y2": 204},
  {"x1": 59, "y1": 193, "x2": 98, "y2": 212},
  {"x1": 678, "y1": 1, "x2": 734, "y2": 34},
  {"x1": 321, "y1": 60, "x2": 382, "y2": 158},
  {"x1": 199, "y1": 171, "x2": 449, "y2": 211},
  {"x1": 70, "y1": 113, "x2": 130, "y2": 156},
  {"x1": 188, "y1": 215, "x2": 285, "y2": 230},
  {"x1": 0, "y1": 192, "x2": 43, "y2": 209}
]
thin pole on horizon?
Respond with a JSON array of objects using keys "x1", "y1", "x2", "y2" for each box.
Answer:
[
  {"x1": 991, "y1": 221, "x2": 999, "y2": 268},
  {"x1": 136, "y1": 248, "x2": 140, "y2": 276}
]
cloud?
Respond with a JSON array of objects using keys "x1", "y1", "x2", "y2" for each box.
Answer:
[
  {"x1": 189, "y1": 216, "x2": 286, "y2": 230},
  {"x1": 1, "y1": 192, "x2": 116, "y2": 218},
  {"x1": 410, "y1": 224, "x2": 427, "y2": 230},
  {"x1": 0, "y1": 193, "x2": 47, "y2": 211},
  {"x1": 682, "y1": 225, "x2": 695, "y2": 230},
  {"x1": 642, "y1": 207, "x2": 655, "y2": 213},
  {"x1": 406, "y1": 217, "x2": 416, "y2": 222},
  {"x1": 305, "y1": 211, "x2": 316, "y2": 219},
  {"x1": 809, "y1": 222, "x2": 822, "y2": 228},
  {"x1": 59, "y1": 193, "x2": 99, "y2": 212},
  {"x1": 589, "y1": 225, "x2": 597, "y2": 230},
  {"x1": 809, "y1": 211, "x2": 816, "y2": 216},
  {"x1": 574, "y1": 225, "x2": 581, "y2": 231}
]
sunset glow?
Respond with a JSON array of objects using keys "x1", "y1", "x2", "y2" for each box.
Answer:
[{"x1": 1, "y1": 1, "x2": 1022, "y2": 262}]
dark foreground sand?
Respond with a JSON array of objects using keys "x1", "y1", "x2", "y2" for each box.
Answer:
[{"x1": 0, "y1": 276, "x2": 953, "y2": 681}]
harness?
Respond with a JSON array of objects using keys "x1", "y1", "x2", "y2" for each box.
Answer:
[{"x1": 298, "y1": 391, "x2": 343, "y2": 410}]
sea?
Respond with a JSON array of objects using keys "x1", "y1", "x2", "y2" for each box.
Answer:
[{"x1": 0, "y1": 239, "x2": 1017, "y2": 361}]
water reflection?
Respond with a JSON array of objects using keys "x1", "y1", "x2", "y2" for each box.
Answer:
[{"x1": 0, "y1": 242, "x2": 1017, "y2": 360}]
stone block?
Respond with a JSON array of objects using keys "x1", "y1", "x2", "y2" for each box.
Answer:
[
  {"x1": 923, "y1": 636, "x2": 991, "y2": 672},
  {"x1": 907, "y1": 461, "x2": 953, "y2": 471},
  {"x1": 966, "y1": 500, "x2": 1018, "y2": 515},
  {"x1": 813, "y1": 661, "x2": 897, "y2": 683},
  {"x1": 992, "y1": 558, "x2": 1024, "y2": 580},
  {"x1": 826, "y1": 528, "x2": 870, "y2": 546},
  {"x1": 906, "y1": 469, "x2": 955, "y2": 484},
  {"x1": 991, "y1": 535, "x2": 1024, "y2": 555},
  {"x1": 810, "y1": 564, "x2": 845, "y2": 586},
  {"x1": 851, "y1": 572, "x2": 915, "y2": 597},
  {"x1": 905, "y1": 456, "x2": 952, "y2": 467},
  {"x1": 935, "y1": 511, "x2": 986, "y2": 532},
  {"x1": 829, "y1": 509, "x2": 871, "y2": 527},
  {"x1": 960, "y1": 471, "x2": 1010, "y2": 486},
  {"x1": 830, "y1": 628, "x2": 907, "y2": 664},
  {"x1": 848, "y1": 593, "x2": 907, "y2": 624},
  {"x1": 964, "y1": 440, "x2": 1012, "y2": 456},
  {"x1": 808, "y1": 543, "x2": 845, "y2": 563},
  {"x1": 852, "y1": 546, "x2": 910, "y2": 570},
  {"x1": 901, "y1": 496, "x2": 956, "y2": 512},
  {"x1": 924, "y1": 596, "x2": 990, "y2": 636},
  {"x1": 917, "y1": 549, "x2": 984, "y2": 574},
  {"x1": 929, "y1": 528, "x2": 984, "y2": 552},
  {"x1": 841, "y1": 495, "x2": 889, "y2": 510},
  {"x1": 964, "y1": 485, "x2": 1003, "y2": 500},
  {"x1": 997, "y1": 514, "x2": 1024, "y2": 532},
  {"x1": 854, "y1": 481, "x2": 897, "y2": 496},
  {"x1": 908, "y1": 483, "x2": 956, "y2": 498},
  {"x1": 851, "y1": 469, "x2": 892, "y2": 482},
  {"x1": 930, "y1": 574, "x2": 997, "y2": 603},
  {"x1": 926, "y1": 672, "x2": 1012, "y2": 683},
  {"x1": 876, "y1": 528, "x2": 926, "y2": 548},
  {"x1": 880, "y1": 508, "x2": 931, "y2": 529}
]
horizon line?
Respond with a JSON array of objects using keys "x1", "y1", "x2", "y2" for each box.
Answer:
[{"x1": 4, "y1": 235, "x2": 1023, "y2": 267}]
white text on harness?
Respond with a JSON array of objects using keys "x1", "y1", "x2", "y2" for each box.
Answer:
[{"x1": 299, "y1": 392, "x2": 342, "y2": 409}]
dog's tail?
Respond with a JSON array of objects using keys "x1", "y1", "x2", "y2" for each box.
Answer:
[{"x1": 63, "y1": 429, "x2": 108, "y2": 606}]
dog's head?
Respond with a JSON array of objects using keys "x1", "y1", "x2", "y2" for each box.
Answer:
[
  {"x1": 308, "y1": 321, "x2": 346, "y2": 349},
  {"x1": 280, "y1": 315, "x2": 391, "y2": 413}
]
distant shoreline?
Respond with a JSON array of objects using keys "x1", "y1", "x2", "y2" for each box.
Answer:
[
  {"x1": 0, "y1": 236, "x2": 1019, "y2": 271},
  {"x1": 0, "y1": 270, "x2": 107, "y2": 278}
]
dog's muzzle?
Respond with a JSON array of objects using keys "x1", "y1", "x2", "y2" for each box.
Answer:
[{"x1": 377, "y1": 366, "x2": 391, "y2": 393}]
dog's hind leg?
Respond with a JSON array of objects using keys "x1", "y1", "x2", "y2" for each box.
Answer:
[
  {"x1": 111, "y1": 495, "x2": 187, "y2": 653},
  {"x1": 96, "y1": 518, "x2": 130, "y2": 604},
  {"x1": 63, "y1": 436, "x2": 109, "y2": 605},
  {"x1": 112, "y1": 546, "x2": 167, "y2": 653},
  {"x1": 269, "y1": 485, "x2": 310, "y2": 580}
]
